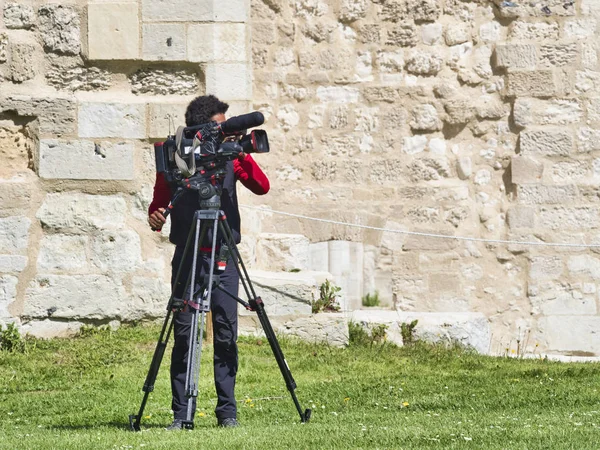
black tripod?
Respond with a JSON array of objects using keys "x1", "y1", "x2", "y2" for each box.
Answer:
[{"x1": 129, "y1": 173, "x2": 311, "y2": 431}]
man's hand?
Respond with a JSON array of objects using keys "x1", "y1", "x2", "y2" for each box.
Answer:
[{"x1": 149, "y1": 208, "x2": 166, "y2": 231}]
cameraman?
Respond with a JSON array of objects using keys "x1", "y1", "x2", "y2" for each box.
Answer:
[{"x1": 148, "y1": 95, "x2": 270, "y2": 429}]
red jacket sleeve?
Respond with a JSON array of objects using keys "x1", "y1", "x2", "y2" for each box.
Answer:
[
  {"x1": 148, "y1": 172, "x2": 171, "y2": 215},
  {"x1": 234, "y1": 154, "x2": 270, "y2": 195}
]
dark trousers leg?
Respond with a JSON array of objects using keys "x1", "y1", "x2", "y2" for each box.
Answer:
[
  {"x1": 212, "y1": 261, "x2": 239, "y2": 420},
  {"x1": 170, "y1": 246, "x2": 239, "y2": 421}
]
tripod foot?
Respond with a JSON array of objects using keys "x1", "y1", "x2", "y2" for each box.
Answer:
[
  {"x1": 129, "y1": 414, "x2": 141, "y2": 432},
  {"x1": 302, "y1": 409, "x2": 312, "y2": 423}
]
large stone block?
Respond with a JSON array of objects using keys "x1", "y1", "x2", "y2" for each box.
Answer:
[
  {"x1": 37, "y1": 235, "x2": 88, "y2": 272},
  {"x1": 238, "y1": 270, "x2": 332, "y2": 316},
  {"x1": 78, "y1": 101, "x2": 146, "y2": 138},
  {"x1": 316, "y1": 86, "x2": 360, "y2": 103},
  {"x1": 256, "y1": 233, "x2": 310, "y2": 272},
  {"x1": 494, "y1": 44, "x2": 537, "y2": 70},
  {"x1": 510, "y1": 156, "x2": 543, "y2": 184},
  {"x1": 148, "y1": 102, "x2": 188, "y2": 139},
  {"x1": 351, "y1": 310, "x2": 491, "y2": 354},
  {"x1": 0, "y1": 95, "x2": 77, "y2": 136},
  {"x1": 0, "y1": 255, "x2": 27, "y2": 273},
  {"x1": 90, "y1": 230, "x2": 142, "y2": 273},
  {"x1": 142, "y1": 23, "x2": 186, "y2": 61},
  {"x1": 38, "y1": 5, "x2": 81, "y2": 55},
  {"x1": 505, "y1": 70, "x2": 558, "y2": 98},
  {"x1": 0, "y1": 275, "x2": 18, "y2": 320},
  {"x1": 87, "y1": 3, "x2": 139, "y2": 60},
  {"x1": 537, "y1": 316, "x2": 600, "y2": 355},
  {"x1": 3, "y1": 3, "x2": 35, "y2": 29},
  {"x1": 129, "y1": 276, "x2": 171, "y2": 320},
  {"x1": 513, "y1": 98, "x2": 583, "y2": 127},
  {"x1": 509, "y1": 21, "x2": 559, "y2": 40},
  {"x1": 539, "y1": 207, "x2": 599, "y2": 230},
  {"x1": 0, "y1": 180, "x2": 32, "y2": 218},
  {"x1": 567, "y1": 254, "x2": 600, "y2": 279},
  {"x1": 10, "y1": 38, "x2": 37, "y2": 82},
  {"x1": 279, "y1": 313, "x2": 348, "y2": 347},
  {"x1": 20, "y1": 319, "x2": 83, "y2": 338},
  {"x1": 506, "y1": 206, "x2": 535, "y2": 230},
  {"x1": 188, "y1": 23, "x2": 247, "y2": 63},
  {"x1": 529, "y1": 256, "x2": 563, "y2": 280},
  {"x1": 24, "y1": 275, "x2": 129, "y2": 320},
  {"x1": 529, "y1": 282, "x2": 596, "y2": 316},
  {"x1": 520, "y1": 129, "x2": 573, "y2": 156},
  {"x1": 0, "y1": 217, "x2": 31, "y2": 253},
  {"x1": 39, "y1": 140, "x2": 134, "y2": 180},
  {"x1": 205, "y1": 63, "x2": 252, "y2": 100},
  {"x1": 142, "y1": 0, "x2": 248, "y2": 22},
  {"x1": 517, "y1": 185, "x2": 579, "y2": 205},
  {"x1": 327, "y1": 240, "x2": 364, "y2": 311},
  {"x1": 36, "y1": 193, "x2": 126, "y2": 232},
  {"x1": 403, "y1": 230, "x2": 458, "y2": 251}
]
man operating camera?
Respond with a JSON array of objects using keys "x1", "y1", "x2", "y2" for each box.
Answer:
[{"x1": 148, "y1": 95, "x2": 270, "y2": 429}]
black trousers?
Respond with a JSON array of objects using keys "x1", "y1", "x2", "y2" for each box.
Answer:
[{"x1": 170, "y1": 245, "x2": 239, "y2": 421}]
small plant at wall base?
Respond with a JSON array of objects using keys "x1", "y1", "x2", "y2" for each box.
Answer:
[
  {"x1": 312, "y1": 279, "x2": 341, "y2": 313},
  {"x1": 401, "y1": 320, "x2": 419, "y2": 346},
  {"x1": 348, "y1": 321, "x2": 389, "y2": 347},
  {"x1": 0, "y1": 323, "x2": 25, "y2": 353},
  {"x1": 362, "y1": 291, "x2": 380, "y2": 307}
]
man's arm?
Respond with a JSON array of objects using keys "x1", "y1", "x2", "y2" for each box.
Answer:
[
  {"x1": 234, "y1": 154, "x2": 270, "y2": 195},
  {"x1": 148, "y1": 172, "x2": 171, "y2": 229}
]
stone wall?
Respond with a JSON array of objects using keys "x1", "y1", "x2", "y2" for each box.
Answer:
[{"x1": 1, "y1": 0, "x2": 600, "y2": 356}]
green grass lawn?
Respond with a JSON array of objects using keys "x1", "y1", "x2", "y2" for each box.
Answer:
[{"x1": 1, "y1": 324, "x2": 600, "y2": 449}]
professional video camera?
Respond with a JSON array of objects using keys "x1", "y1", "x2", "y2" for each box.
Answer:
[{"x1": 154, "y1": 111, "x2": 269, "y2": 183}]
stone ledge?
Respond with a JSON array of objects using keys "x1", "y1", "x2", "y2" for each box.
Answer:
[{"x1": 350, "y1": 310, "x2": 492, "y2": 354}]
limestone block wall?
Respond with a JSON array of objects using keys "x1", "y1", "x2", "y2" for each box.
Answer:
[
  {"x1": 247, "y1": 0, "x2": 600, "y2": 356},
  {"x1": 1, "y1": 0, "x2": 600, "y2": 357},
  {"x1": 0, "y1": 0, "x2": 252, "y2": 337}
]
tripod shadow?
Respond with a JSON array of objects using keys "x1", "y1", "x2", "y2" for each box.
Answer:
[{"x1": 251, "y1": 281, "x2": 311, "y2": 305}]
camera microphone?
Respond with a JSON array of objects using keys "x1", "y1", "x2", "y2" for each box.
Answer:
[{"x1": 220, "y1": 112, "x2": 264, "y2": 134}]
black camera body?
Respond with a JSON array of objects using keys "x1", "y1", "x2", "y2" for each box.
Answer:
[{"x1": 154, "y1": 111, "x2": 269, "y2": 184}]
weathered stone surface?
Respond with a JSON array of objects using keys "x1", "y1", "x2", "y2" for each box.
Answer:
[
  {"x1": 537, "y1": 316, "x2": 600, "y2": 355},
  {"x1": 148, "y1": 101, "x2": 188, "y2": 138},
  {"x1": 10, "y1": 39, "x2": 36, "y2": 82},
  {"x1": 39, "y1": 140, "x2": 134, "y2": 180},
  {"x1": 316, "y1": 86, "x2": 359, "y2": 103},
  {"x1": 90, "y1": 230, "x2": 142, "y2": 273},
  {"x1": 529, "y1": 282, "x2": 596, "y2": 316},
  {"x1": 0, "y1": 180, "x2": 32, "y2": 218},
  {"x1": 129, "y1": 69, "x2": 199, "y2": 96},
  {"x1": 0, "y1": 255, "x2": 27, "y2": 273},
  {"x1": 403, "y1": 230, "x2": 458, "y2": 251},
  {"x1": 529, "y1": 256, "x2": 563, "y2": 280},
  {"x1": 87, "y1": 3, "x2": 138, "y2": 59},
  {"x1": 0, "y1": 217, "x2": 31, "y2": 253},
  {"x1": 456, "y1": 157, "x2": 471, "y2": 180},
  {"x1": 0, "y1": 32, "x2": 7, "y2": 63},
  {"x1": 539, "y1": 207, "x2": 599, "y2": 230},
  {"x1": 509, "y1": 21, "x2": 559, "y2": 41},
  {"x1": 517, "y1": 185, "x2": 579, "y2": 205},
  {"x1": 78, "y1": 102, "x2": 146, "y2": 138},
  {"x1": 514, "y1": 98, "x2": 583, "y2": 127},
  {"x1": 506, "y1": 206, "x2": 535, "y2": 230},
  {"x1": 387, "y1": 21, "x2": 418, "y2": 47},
  {"x1": 406, "y1": 50, "x2": 443, "y2": 75},
  {"x1": 494, "y1": 44, "x2": 537, "y2": 70},
  {"x1": 520, "y1": 129, "x2": 573, "y2": 156},
  {"x1": 3, "y1": 3, "x2": 35, "y2": 29},
  {"x1": 511, "y1": 156, "x2": 544, "y2": 184},
  {"x1": 351, "y1": 310, "x2": 491, "y2": 353},
  {"x1": 410, "y1": 104, "x2": 442, "y2": 131},
  {"x1": 188, "y1": 23, "x2": 247, "y2": 63},
  {"x1": 129, "y1": 276, "x2": 172, "y2": 320},
  {"x1": 205, "y1": 62, "x2": 252, "y2": 100},
  {"x1": 46, "y1": 64, "x2": 112, "y2": 91},
  {"x1": 567, "y1": 255, "x2": 600, "y2": 279},
  {"x1": 239, "y1": 270, "x2": 330, "y2": 316},
  {"x1": 0, "y1": 275, "x2": 18, "y2": 320},
  {"x1": 339, "y1": 0, "x2": 367, "y2": 23},
  {"x1": 37, "y1": 235, "x2": 87, "y2": 272},
  {"x1": 408, "y1": 158, "x2": 450, "y2": 182},
  {"x1": 445, "y1": 23, "x2": 470, "y2": 46},
  {"x1": 279, "y1": 313, "x2": 348, "y2": 346},
  {"x1": 23, "y1": 275, "x2": 129, "y2": 320},
  {"x1": 21, "y1": 319, "x2": 83, "y2": 338},
  {"x1": 0, "y1": 95, "x2": 77, "y2": 135},
  {"x1": 39, "y1": 5, "x2": 80, "y2": 55},
  {"x1": 578, "y1": 127, "x2": 600, "y2": 153},
  {"x1": 36, "y1": 193, "x2": 126, "y2": 232},
  {"x1": 142, "y1": 23, "x2": 186, "y2": 61},
  {"x1": 540, "y1": 44, "x2": 578, "y2": 67},
  {"x1": 505, "y1": 70, "x2": 558, "y2": 98}
]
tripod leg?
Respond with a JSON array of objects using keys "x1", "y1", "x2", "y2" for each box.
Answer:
[{"x1": 217, "y1": 218, "x2": 312, "y2": 423}]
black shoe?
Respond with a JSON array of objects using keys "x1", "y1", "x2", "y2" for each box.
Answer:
[
  {"x1": 218, "y1": 417, "x2": 239, "y2": 428},
  {"x1": 165, "y1": 419, "x2": 184, "y2": 431}
]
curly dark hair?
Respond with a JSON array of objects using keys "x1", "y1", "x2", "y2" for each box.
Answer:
[{"x1": 185, "y1": 95, "x2": 230, "y2": 126}]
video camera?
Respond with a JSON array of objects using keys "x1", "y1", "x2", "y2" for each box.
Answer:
[{"x1": 154, "y1": 111, "x2": 269, "y2": 183}]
